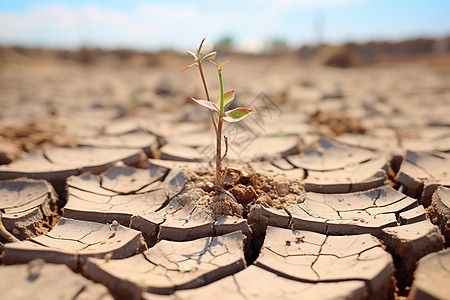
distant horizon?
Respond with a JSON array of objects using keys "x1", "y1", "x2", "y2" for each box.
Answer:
[
  {"x1": 1, "y1": 1, "x2": 449, "y2": 53},
  {"x1": 1, "y1": 34, "x2": 448, "y2": 54}
]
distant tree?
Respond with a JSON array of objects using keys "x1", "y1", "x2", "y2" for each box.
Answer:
[
  {"x1": 269, "y1": 38, "x2": 289, "y2": 53},
  {"x1": 215, "y1": 36, "x2": 234, "y2": 52}
]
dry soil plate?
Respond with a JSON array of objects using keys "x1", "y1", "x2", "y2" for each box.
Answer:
[
  {"x1": 84, "y1": 231, "x2": 246, "y2": 298},
  {"x1": 0, "y1": 178, "x2": 57, "y2": 241},
  {"x1": 2, "y1": 150, "x2": 450, "y2": 299},
  {"x1": 64, "y1": 164, "x2": 251, "y2": 245},
  {"x1": 3, "y1": 217, "x2": 147, "y2": 270},
  {"x1": 251, "y1": 138, "x2": 391, "y2": 194},
  {"x1": 0, "y1": 146, "x2": 144, "y2": 194},
  {"x1": 248, "y1": 184, "x2": 420, "y2": 236},
  {"x1": 0, "y1": 261, "x2": 114, "y2": 300},
  {"x1": 1, "y1": 157, "x2": 449, "y2": 299}
]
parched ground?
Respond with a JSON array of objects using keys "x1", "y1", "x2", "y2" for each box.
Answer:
[{"x1": 0, "y1": 48, "x2": 449, "y2": 300}]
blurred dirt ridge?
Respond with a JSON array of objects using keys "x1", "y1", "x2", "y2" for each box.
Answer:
[
  {"x1": 298, "y1": 36, "x2": 450, "y2": 66},
  {"x1": 0, "y1": 35, "x2": 449, "y2": 164}
]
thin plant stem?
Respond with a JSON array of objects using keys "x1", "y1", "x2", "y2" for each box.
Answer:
[
  {"x1": 215, "y1": 67, "x2": 225, "y2": 188},
  {"x1": 218, "y1": 69, "x2": 225, "y2": 116},
  {"x1": 197, "y1": 38, "x2": 218, "y2": 136},
  {"x1": 198, "y1": 63, "x2": 218, "y2": 136},
  {"x1": 215, "y1": 118, "x2": 223, "y2": 187}
]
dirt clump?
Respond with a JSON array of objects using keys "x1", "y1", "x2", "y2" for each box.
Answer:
[
  {"x1": 228, "y1": 184, "x2": 257, "y2": 204},
  {"x1": 0, "y1": 117, "x2": 76, "y2": 165},
  {"x1": 210, "y1": 192, "x2": 244, "y2": 217},
  {"x1": 224, "y1": 169, "x2": 305, "y2": 210},
  {"x1": 181, "y1": 166, "x2": 305, "y2": 218},
  {"x1": 322, "y1": 46, "x2": 359, "y2": 68},
  {"x1": 0, "y1": 140, "x2": 21, "y2": 165},
  {"x1": 311, "y1": 110, "x2": 366, "y2": 136}
]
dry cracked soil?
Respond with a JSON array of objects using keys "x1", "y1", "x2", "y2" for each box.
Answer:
[{"x1": 0, "y1": 48, "x2": 450, "y2": 300}]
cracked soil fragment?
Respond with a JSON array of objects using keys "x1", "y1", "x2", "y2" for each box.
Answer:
[
  {"x1": 381, "y1": 219, "x2": 444, "y2": 287},
  {"x1": 428, "y1": 186, "x2": 450, "y2": 246},
  {"x1": 3, "y1": 217, "x2": 146, "y2": 270},
  {"x1": 171, "y1": 265, "x2": 368, "y2": 300},
  {"x1": 0, "y1": 260, "x2": 113, "y2": 300},
  {"x1": 397, "y1": 151, "x2": 450, "y2": 206},
  {"x1": 0, "y1": 146, "x2": 144, "y2": 193},
  {"x1": 84, "y1": 231, "x2": 246, "y2": 299},
  {"x1": 64, "y1": 164, "x2": 185, "y2": 244},
  {"x1": 254, "y1": 226, "x2": 394, "y2": 300},
  {"x1": 249, "y1": 185, "x2": 420, "y2": 237},
  {"x1": 409, "y1": 248, "x2": 450, "y2": 300},
  {"x1": 283, "y1": 138, "x2": 391, "y2": 193},
  {"x1": 0, "y1": 178, "x2": 58, "y2": 241}
]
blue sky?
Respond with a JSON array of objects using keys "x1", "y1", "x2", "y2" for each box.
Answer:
[{"x1": 0, "y1": 0, "x2": 449, "y2": 52}]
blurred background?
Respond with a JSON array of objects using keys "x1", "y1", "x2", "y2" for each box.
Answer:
[
  {"x1": 1, "y1": 0, "x2": 450, "y2": 55},
  {"x1": 0, "y1": 0, "x2": 450, "y2": 163}
]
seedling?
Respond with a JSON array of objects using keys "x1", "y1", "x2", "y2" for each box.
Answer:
[{"x1": 181, "y1": 38, "x2": 253, "y2": 194}]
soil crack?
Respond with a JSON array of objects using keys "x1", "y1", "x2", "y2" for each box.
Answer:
[{"x1": 310, "y1": 234, "x2": 328, "y2": 280}]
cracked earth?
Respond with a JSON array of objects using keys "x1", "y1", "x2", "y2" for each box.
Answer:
[{"x1": 0, "y1": 49, "x2": 450, "y2": 299}]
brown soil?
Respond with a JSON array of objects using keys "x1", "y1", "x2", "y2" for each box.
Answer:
[
  {"x1": 0, "y1": 116, "x2": 76, "y2": 164},
  {"x1": 1, "y1": 45, "x2": 449, "y2": 299},
  {"x1": 181, "y1": 166, "x2": 306, "y2": 218},
  {"x1": 310, "y1": 110, "x2": 366, "y2": 136}
]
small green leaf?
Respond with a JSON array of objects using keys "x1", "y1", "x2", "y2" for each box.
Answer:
[
  {"x1": 223, "y1": 90, "x2": 235, "y2": 108},
  {"x1": 180, "y1": 63, "x2": 198, "y2": 73},
  {"x1": 219, "y1": 60, "x2": 230, "y2": 70},
  {"x1": 191, "y1": 97, "x2": 219, "y2": 112},
  {"x1": 223, "y1": 107, "x2": 253, "y2": 123}
]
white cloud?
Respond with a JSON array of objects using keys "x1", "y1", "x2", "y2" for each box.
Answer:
[
  {"x1": 136, "y1": 3, "x2": 198, "y2": 20},
  {"x1": 0, "y1": 0, "x2": 363, "y2": 50},
  {"x1": 248, "y1": 0, "x2": 362, "y2": 8},
  {"x1": 0, "y1": 4, "x2": 81, "y2": 47},
  {"x1": 0, "y1": 3, "x2": 159, "y2": 49},
  {"x1": 0, "y1": 2, "x2": 235, "y2": 50}
]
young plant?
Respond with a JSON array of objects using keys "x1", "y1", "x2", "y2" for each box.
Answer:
[{"x1": 181, "y1": 39, "x2": 253, "y2": 194}]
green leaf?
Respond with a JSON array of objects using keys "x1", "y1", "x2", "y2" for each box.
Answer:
[
  {"x1": 219, "y1": 60, "x2": 230, "y2": 70},
  {"x1": 180, "y1": 63, "x2": 198, "y2": 73},
  {"x1": 223, "y1": 107, "x2": 253, "y2": 123},
  {"x1": 223, "y1": 90, "x2": 235, "y2": 108},
  {"x1": 191, "y1": 97, "x2": 219, "y2": 113}
]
